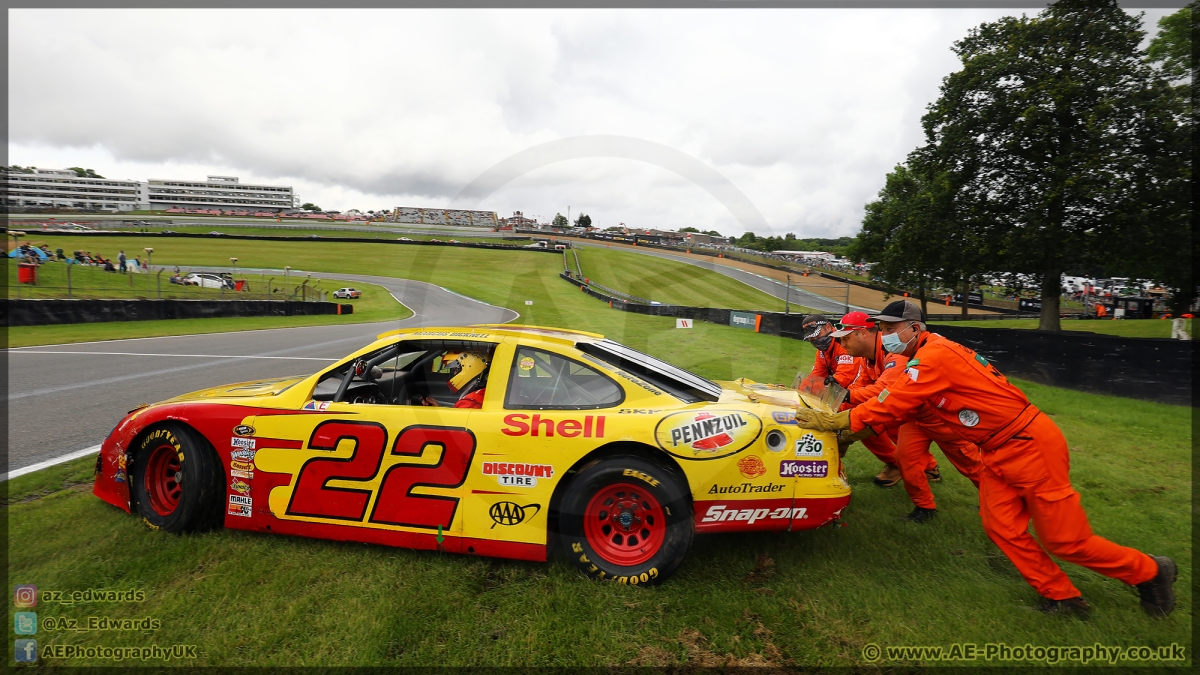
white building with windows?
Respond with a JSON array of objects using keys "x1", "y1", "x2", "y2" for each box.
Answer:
[
  {"x1": 2, "y1": 169, "x2": 295, "y2": 212},
  {"x1": 2, "y1": 168, "x2": 143, "y2": 211},
  {"x1": 145, "y1": 175, "x2": 294, "y2": 211}
]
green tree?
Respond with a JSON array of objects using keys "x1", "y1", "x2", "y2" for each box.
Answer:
[
  {"x1": 301, "y1": 203, "x2": 321, "y2": 211},
  {"x1": 1146, "y1": 3, "x2": 1193, "y2": 82},
  {"x1": 574, "y1": 213, "x2": 592, "y2": 228},
  {"x1": 68, "y1": 167, "x2": 104, "y2": 178},
  {"x1": 678, "y1": 226, "x2": 700, "y2": 233},
  {"x1": 552, "y1": 213, "x2": 569, "y2": 228},
  {"x1": 923, "y1": 0, "x2": 1164, "y2": 330}
]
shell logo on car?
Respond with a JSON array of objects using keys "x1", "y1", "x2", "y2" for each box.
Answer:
[{"x1": 92, "y1": 324, "x2": 849, "y2": 587}]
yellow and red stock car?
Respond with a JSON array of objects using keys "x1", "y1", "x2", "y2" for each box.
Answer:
[{"x1": 94, "y1": 325, "x2": 851, "y2": 585}]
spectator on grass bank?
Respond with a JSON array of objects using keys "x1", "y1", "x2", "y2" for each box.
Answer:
[{"x1": 118, "y1": 250, "x2": 127, "y2": 273}]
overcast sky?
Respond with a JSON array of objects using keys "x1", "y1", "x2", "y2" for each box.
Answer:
[{"x1": 9, "y1": 7, "x2": 1175, "y2": 238}]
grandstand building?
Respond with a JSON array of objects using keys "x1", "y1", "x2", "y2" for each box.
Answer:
[
  {"x1": 2, "y1": 168, "x2": 144, "y2": 211},
  {"x1": 145, "y1": 175, "x2": 294, "y2": 211},
  {"x1": 391, "y1": 206, "x2": 498, "y2": 227}
]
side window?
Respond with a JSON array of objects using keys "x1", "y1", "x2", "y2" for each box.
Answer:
[{"x1": 506, "y1": 347, "x2": 624, "y2": 410}]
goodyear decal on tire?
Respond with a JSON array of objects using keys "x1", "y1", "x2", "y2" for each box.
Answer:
[{"x1": 653, "y1": 410, "x2": 763, "y2": 461}]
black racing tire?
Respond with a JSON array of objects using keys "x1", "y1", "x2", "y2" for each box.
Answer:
[
  {"x1": 558, "y1": 455, "x2": 693, "y2": 586},
  {"x1": 131, "y1": 423, "x2": 224, "y2": 533}
]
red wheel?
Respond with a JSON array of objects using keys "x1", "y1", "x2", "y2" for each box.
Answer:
[
  {"x1": 583, "y1": 482, "x2": 667, "y2": 567},
  {"x1": 559, "y1": 455, "x2": 693, "y2": 585},
  {"x1": 143, "y1": 443, "x2": 183, "y2": 516},
  {"x1": 132, "y1": 424, "x2": 224, "y2": 533}
]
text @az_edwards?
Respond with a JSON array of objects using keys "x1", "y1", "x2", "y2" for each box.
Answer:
[{"x1": 862, "y1": 642, "x2": 1187, "y2": 664}]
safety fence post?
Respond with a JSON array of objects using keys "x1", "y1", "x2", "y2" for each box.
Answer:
[
  {"x1": 157, "y1": 269, "x2": 163, "y2": 299},
  {"x1": 66, "y1": 263, "x2": 72, "y2": 299}
]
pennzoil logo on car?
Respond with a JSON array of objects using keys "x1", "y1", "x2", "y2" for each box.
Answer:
[
  {"x1": 233, "y1": 425, "x2": 255, "y2": 437},
  {"x1": 481, "y1": 462, "x2": 554, "y2": 488},
  {"x1": 654, "y1": 410, "x2": 762, "y2": 460}
]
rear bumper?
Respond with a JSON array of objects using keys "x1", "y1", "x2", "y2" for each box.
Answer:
[{"x1": 694, "y1": 493, "x2": 851, "y2": 533}]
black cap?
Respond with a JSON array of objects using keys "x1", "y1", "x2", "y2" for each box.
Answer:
[
  {"x1": 801, "y1": 314, "x2": 830, "y2": 339},
  {"x1": 871, "y1": 300, "x2": 923, "y2": 322}
]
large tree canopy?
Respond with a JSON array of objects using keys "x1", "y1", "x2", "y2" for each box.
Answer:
[{"x1": 852, "y1": 0, "x2": 1192, "y2": 328}]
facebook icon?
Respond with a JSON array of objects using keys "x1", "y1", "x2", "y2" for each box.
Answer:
[{"x1": 15, "y1": 639, "x2": 38, "y2": 662}]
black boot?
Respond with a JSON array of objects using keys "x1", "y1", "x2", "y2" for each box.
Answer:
[
  {"x1": 900, "y1": 506, "x2": 937, "y2": 524},
  {"x1": 1136, "y1": 555, "x2": 1177, "y2": 617},
  {"x1": 1037, "y1": 596, "x2": 1091, "y2": 619}
]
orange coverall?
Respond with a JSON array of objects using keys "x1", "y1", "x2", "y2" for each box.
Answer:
[
  {"x1": 804, "y1": 339, "x2": 896, "y2": 466},
  {"x1": 849, "y1": 332, "x2": 1157, "y2": 599},
  {"x1": 848, "y1": 334, "x2": 979, "y2": 509}
]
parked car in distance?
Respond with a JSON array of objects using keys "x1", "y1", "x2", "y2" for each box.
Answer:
[
  {"x1": 397, "y1": 237, "x2": 413, "y2": 241},
  {"x1": 333, "y1": 287, "x2": 362, "y2": 299},
  {"x1": 183, "y1": 273, "x2": 234, "y2": 290}
]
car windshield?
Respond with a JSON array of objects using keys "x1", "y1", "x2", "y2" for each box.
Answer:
[{"x1": 575, "y1": 339, "x2": 722, "y2": 403}]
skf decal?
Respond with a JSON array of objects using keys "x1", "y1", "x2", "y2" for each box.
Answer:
[
  {"x1": 771, "y1": 411, "x2": 797, "y2": 425},
  {"x1": 794, "y1": 433, "x2": 824, "y2": 457},
  {"x1": 701, "y1": 505, "x2": 807, "y2": 524},
  {"x1": 501, "y1": 414, "x2": 605, "y2": 438},
  {"x1": 706, "y1": 482, "x2": 786, "y2": 495},
  {"x1": 780, "y1": 460, "x2": 828, "y2": 478},
  {"x1": 230, "y1": 479, "x2": 251, "y2": 494},
  {"x1": 488, "y1": 502, "x2": 541, "y2": 528},
  {"x1": 231, "y1": 437, "x2": 255, "y2": 450},
  {"x1": 737, "y1": 455, "x2": 766, "y2": 479},
  {"x1": 654, "y1": 410, "x2": 763, "y2": 461},
  {"x1": 481, "y1": 462, "x2": 555, "y2": 488}
]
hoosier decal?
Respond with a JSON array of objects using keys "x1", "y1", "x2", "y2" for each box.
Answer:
[{"x1": 654, "y1": 410, "x2": 763, "y2": 460}]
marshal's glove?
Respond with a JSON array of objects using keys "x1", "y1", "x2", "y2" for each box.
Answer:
[{"x1": 793, "y1": 408, "x2": 851, "y2": 431}]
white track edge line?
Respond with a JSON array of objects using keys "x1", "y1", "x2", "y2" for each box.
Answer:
[{"x1": 4, "y1": 445, "x2": 102, "y2": 482}]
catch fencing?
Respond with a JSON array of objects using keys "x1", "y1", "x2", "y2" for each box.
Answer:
[
  {"x1": 559, "y1": 272, "x2": 1190, "y2": 405},
  {"x1": 5, "y1": 299, "x2": 352, "y2": 326}
]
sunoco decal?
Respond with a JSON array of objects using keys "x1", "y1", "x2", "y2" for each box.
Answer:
[{"x1": 654, "y1": 410, "x2": 763, "y2": 461}]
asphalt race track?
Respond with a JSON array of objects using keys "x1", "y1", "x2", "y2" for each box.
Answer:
[
  {"x1": 574, "y1": 241, "x2": 873, "y2": 314},
  {"x1": 6, "y1": 273, "x2": 517, "y2": 477}
]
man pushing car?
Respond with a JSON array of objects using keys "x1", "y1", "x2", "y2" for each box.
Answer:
[
  {"x1": 795, "y1": 300, "x2": 1177, "y2": 618},
  {"x1": 830, "y1": 309, "x2": 981, "y2": 523}
]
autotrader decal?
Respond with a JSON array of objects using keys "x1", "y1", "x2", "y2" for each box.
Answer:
[
  {"x1": 654, "y1": 410, "x2": 763, "y2": 460},
  {"x1": 706, "y1": 482, "x2": 786, "y2": 495}
]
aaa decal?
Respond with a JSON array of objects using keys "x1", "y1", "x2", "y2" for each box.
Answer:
[
  {"x1": 488, "y1": 502, "x2": 541, "y2": 528},
  {"x1": 654, "y1": 410, "x2": 763, "y2": 460}
]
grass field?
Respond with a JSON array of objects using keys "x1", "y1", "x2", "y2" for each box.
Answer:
[
  {"x1": 574, "y1": 246, "x2": 817, "y2": 312},
  {"x1": 932, "y1": 318, "x2": 1194, "y2": 339},
  {"x1": 6, "y1": 260, "x2": 412, "y2": 348},
  {"x1": 6, "y1": 236, "x2": 1192, "y2": 667}
]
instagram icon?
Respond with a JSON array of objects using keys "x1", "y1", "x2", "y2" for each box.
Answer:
[{"x1": 14, "y1": 585, "x2": 37, "y2": 608}]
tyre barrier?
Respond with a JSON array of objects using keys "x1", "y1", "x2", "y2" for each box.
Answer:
[
  {"x1": 559, "y1": 272, "x2": 1191, "y2": 406},
  {"x1": 4, "y1": 299, "x2": 353, "y2": 326}
]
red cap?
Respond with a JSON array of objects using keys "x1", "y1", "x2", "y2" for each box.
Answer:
[{"x1": 830, "y1": 311, "x2": 875, "y2": 337}]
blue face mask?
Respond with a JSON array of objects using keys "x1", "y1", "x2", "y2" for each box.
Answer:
[{"x1": 881, "y1": 326, "x2": 912, "y2": 354}]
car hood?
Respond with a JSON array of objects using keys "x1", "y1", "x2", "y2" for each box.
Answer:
[
  {"x1": 715, "y1": 378, "x2": 801, "y2": 406},
  {"x1": 164, "y1": 376, "x2": 308, "y2": 402}
]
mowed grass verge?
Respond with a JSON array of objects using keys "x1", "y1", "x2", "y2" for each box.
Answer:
[
  {"x1": 7, "y1": 236, "x2": 1192, "y2": 667},
  {"x1": 573, "y1": 246, "x2": 812, "y2": 312}
]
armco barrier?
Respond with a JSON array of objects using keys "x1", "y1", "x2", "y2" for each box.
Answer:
[
  {"x1": 559, "y1": 272, "x2": 1190, "y2": 405},
  {"x1": 4, "y1": 299, "x2": 352, "y2": 326}
]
